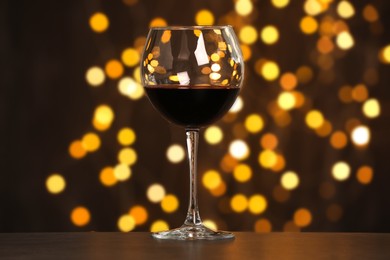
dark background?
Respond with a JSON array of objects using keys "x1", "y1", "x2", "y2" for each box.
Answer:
[{"x1": 0, "y1": 0, "x2": 389, "y2": 232}]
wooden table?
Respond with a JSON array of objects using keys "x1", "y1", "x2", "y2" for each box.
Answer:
[{"x1": 0, "y1": 232, "x2": 389, "y2": 259}]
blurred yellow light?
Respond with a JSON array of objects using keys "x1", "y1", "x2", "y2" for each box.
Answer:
[
  {"x1": 114, "y1": 164, "x2": 131, "y2": 181},
  {"x1": 117, "y1": 127, "x2": 136, "y2": 146},
  {"x1": 332, "y1": 161, "x2": 351, "y2": 181},
  {"x1": 330, "y1": 131, "x2": 348, "y2": 149},
  {"x1": 99, "y1": 167, "x2": 117, "y2": 187},
  {"x1": 209, "y1": 72, "x2": 221, "y2": 80},
  {"x1": 166, "y1": 144, "x2": 185, "y2": 163},
  {"x1": 129, "y1": 205, "x2": 148, "y2": 225},
  {"x1": 261, "y1": 61, "x2": 280, "y2": 81},
  {"x1": 69, "y1": 140, "x2": 87, "y2": 159},
  {"x1": 337, "y1": 1, "x2": 355, "y2": 19},
  {"x1": 239, "y1": 26, "x2": 258, "y2": 45},
  {"x1": 229, "y1": 96, "x2": 243, "y2": 113},
  {"x1": 292, "y1": 91, "x2": 305, "y2": 108},
  {"x1": 305, "y1": 110, "x2": 324, "y2": 129},
  {"x1": 351, "y1": 125, "x2": 370, "y2": 146},
  {"x1": 195, "y1": 9, "x2": 214, "y2": 25},
  {"x1": 304, "y1": 0, "x2": 322, "y2": 16},
  {"x1": 229, "y1": 140, "x2": 249, "y2": 160},
  {"x1": 118, "y1": 77, "x2": 138, "y2": 96},
  {"x1": 161, "y1": 30, "x2": 171, "y2": 43},
  {"x1": 202, "y1": 170, "x2": 222, "y2": 190},
  {"x1": 204, "y1": 126, "x2": 223, "y2": 144},
  {"x1": 230, "y1": 194, "x2": 248, "y2": 212},
  {"x1": 81, "y1": 132, "x2": 100, "y2": 152},
  {"x1": 245, "y1": 114, "x2": 264, "y2": 133},
  {"x1": 277, "y1": 92, "x2": 296, "y2": 110},
  {"x1": 356, "y1": 166, "x2": 373, "y2": 184},
  {"x1": 150, "y1": 220, "x2": 169, "y2": 232},
  {"x1": 293, "y1": 208, "x2": 312, "y2": 227},
  {"x1": 210, "y1": 53, "x2": 220, "y2": 62},
  {"x1": 261, "y1": 26, "x2": 279, "y2": 45},
  {"x1": 93, "y1": 118, "x2": 109, "y2": 131},
  {"x1": 281, "y1": 171, "x2": 299, "y2": 190},
  {"x1": 258, "y1": 149, "x2": 277, "y2": 168},
  {"x1": 210, "y1": 181, "x2": 226, "y2": 197},
  {"x1": 362, "y1": 98, "x2": 380, "y2": 118},
  {"x1": 379, "y1": 45, "x2": 390, "y2": 64},
  {"x1": 149, "y1": 17, "x2": 167, "y2": 27},
  {"x1": 133, "y1": 66, "x2": 141, "y2": 83},
  {"x1": 280, "y1": 73, "x2": 297, "y2": 90},
  {"x1": 363, "y1": 4, "x2": 379, "y2": 23},
  {"x1": 254, "y1": 218, "x2": 272, "y2": 232},
  {"x1": 240, "y1": 44, "x2": 252, "y2": 61},
  {"x1": 235, "y1": 0, "x2": 253, "y2": 16},
  {"x1": 89, "y1": 12, "x2": 109, "y2": 33},
  {"x1": 352, "y1": 84, "x2": 368, "y2": 102},
  {"x1": 121, "y1": 48, "x2": 140, "y2": 67},
  {"x1": 71, "y1": 206, "x2": 91, "y2": 227},
  {"x1": 147, "y1": 184, "x2": 166, "y2": 203},
  {"x1": 336, "y1": 31, "x2": 354, "y2": 50},
  {"x1": 300, "y1": 16, "x2": 318, "y2": 34},
  {"x1": 296, "y1": 66, "x2": 313, "y2": 84},
  {"x1": 248, "y1": 194, "x2": 267, "y2": 214},
  {"x1": 94, "y1": 105, "x2": 114, "y2": 126},
  {"x1": 118, "y1": 148, "x2": 137, "y2": 166},
  {"x1": 271, "y1": 0, "x2": 289, "y2": 8},
  {"x1": 233, "y1": 164, "x2": 252, "y2": 182},
  {"x1": 260, "y1": 133, "x2": 278, "y2": 150},
  {"x1": 105, "y1": 59, "x2": 124, "y2": 79},
  {"x1": 203, "y1": 219, "x2": 217, "y2": 231},
  {"x1": 46, "y1": 174, "x2": 66, "y2": 194},
  {"x1": 85, "y1": 66, "x2": 105, "y2": 87},
  {"x1": 118, "y1": 215, "x2": 135, "y2": 232},
  {"x1": 161, "y1": 194, "x2": 179, "y2": 213},
  {"x1": 272, "y1": 154, "x2": 286, "y2": 172}
]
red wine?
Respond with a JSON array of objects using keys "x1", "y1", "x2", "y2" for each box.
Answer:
[{"x1": 145, "y1": 85, "x2": 240, "y2": 128}]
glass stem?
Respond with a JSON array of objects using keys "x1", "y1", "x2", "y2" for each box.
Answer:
[{"x1": 184, "y1": 129, "x2": 202, "y2": 226}]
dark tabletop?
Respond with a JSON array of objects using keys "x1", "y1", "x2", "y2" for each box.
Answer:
[{"x1": 0, "y1": 232, "x2": 389, "y2": 259}]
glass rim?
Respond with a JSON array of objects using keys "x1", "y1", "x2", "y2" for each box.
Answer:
[{"x1": 148, "y1": 25, "x2": 233, "y2": 30}]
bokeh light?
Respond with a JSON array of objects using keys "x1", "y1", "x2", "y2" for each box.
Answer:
[
  {"x1": 332, "y1": 161, "x2": 351, "y2": 181},
  {"x1": 229, "y1": 140, "x2": 250, "y2": 160},
  {"x1": 89, "y1": 12, "x2": 109, "y2": 33},
  {"x1": 351, "y1": 125, "x2": 370, "y2": 146},
  {"x1": 147, "y1": 184, "x2": 166, "y2": 203},
  {"x1": 231, "y1": 194, "x2": 248, "y2": 213},
  {"x1": 118, "y1": 215, "x2": 136, "y2": 232},
  {"x1": 293, "y1": 208, "x2": 312, "y2": 228},
  {"x1": 161, "y1": 194, "x2": 179, "y2": 213},
  {"x1": 281, "y1": 171, "x2": 299, "y2": 190},
  {"x1": 85, "y1": 66, "x2": 105, "y2": 87},
  {"x1": 71, "y1": 206, "x2": 91, "y2": 227},
  {"x1": 166, "y1": 144, "x2": 185, "y2": 163},
  {"x1": 46, "y1": 174, "x2": 66, "y2": 194},
  {"x1": 204, "y1": 126, "x2": 223, "y2": 144}
]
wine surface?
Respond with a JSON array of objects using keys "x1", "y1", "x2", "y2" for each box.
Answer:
[{"x1": 145, "y1": 85, "x2": 240, "y2": 128}]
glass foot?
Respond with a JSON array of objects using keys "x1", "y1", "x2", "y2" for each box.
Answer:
[{"x1": 152, "y1": 224, "x2": 234, "y2": 240}]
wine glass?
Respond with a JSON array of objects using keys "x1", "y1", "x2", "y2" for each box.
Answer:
[{"x1": 140, "y1": 25, "x2": 244, "y2": 240}]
